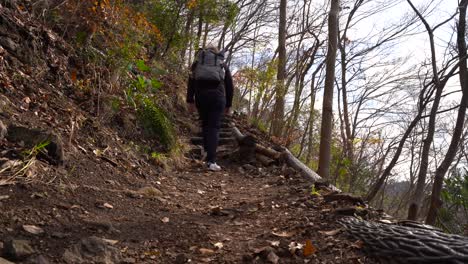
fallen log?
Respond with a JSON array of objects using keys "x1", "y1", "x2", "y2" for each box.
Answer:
[
  {"x1": 255, "y1": 144, "x2": 281, "y2": 160},
  {"x1": 232, "y1": 125, "x2": 340, "y2": 192},
  {"x1": 339, "y1": 216, "x2": 468, "y2": 264},
  {"x1": 282, "y1": 148, "x2": 321, "y2": 182},
  {"x1": 323, "y1": 192, "x2": 364, "y2": 205},
  {"x1": 232, "y1": 126, "x2": 256, "y2": 163},
  {"x1": 191, "y1": 137, "x2": 234, "y2": 146},
  {"x1": 256, "y1": 154, "x2": 276, "y2": 167}
]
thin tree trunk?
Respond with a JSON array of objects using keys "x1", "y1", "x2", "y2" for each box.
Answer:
[
  {"x1": 318, "y1": 0, "x2": 340, "y2": 179},
  {"x1": 406, "y1": 0, "x2": 443, "y2": 221},
  {"x1": 195, "y1": 9, "x2": 203, "y2": 50},
  {"x1": 202, "y1": 21, "x2": 209, "y2": 47},
  {"x1": 426, "y1": 0, "x2": 468, "y2": 224},
  {"x1": 181, "y1": 10, "x2": 194, "y2": 64},
  {"x1": 366, "y1": 113, "x2": 422, "y2": 202},
  {"x1": 306, "y1": 83, "x2": 317, "y2": 164},
  {"x1": 271, "y1": 0, "x2": 287, "y2": 137}
]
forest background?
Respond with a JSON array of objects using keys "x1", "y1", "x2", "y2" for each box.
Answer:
[{"x1": 27, "y1": 0, "x2": 467, "y2": 235}]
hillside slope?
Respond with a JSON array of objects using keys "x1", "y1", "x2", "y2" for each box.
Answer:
[{"x1": 0, "y1": 1, "x2": 378, "y2": 263}]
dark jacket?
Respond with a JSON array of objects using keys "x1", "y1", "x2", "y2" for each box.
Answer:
[{"x1": 186, "y1": 62, "x2": 234, "y2": 108}]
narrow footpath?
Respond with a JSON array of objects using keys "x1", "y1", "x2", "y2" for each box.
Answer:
[{"x1": 0, "y1": 117, "x2": 374, "y2": 264}]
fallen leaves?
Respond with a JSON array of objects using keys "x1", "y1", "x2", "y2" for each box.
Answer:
[
  {"x1": 213, "y1": 242, "x2": 223, "y2": 250},
  {"x1": 272, "y1": 230, "x2": 296, "y2": 238},
  {"x1": 303, "y1": 240, "x2": 317, "y2": 257},
  {"x1": 318, "y1": 228, "x2": 342, "y2": 236},
  {"x1": 161, "y1": 217, "x2": 170, "y2": 223},
  {"x1": 23, "y1": 225, "x2": 44, "y2": 235},
  {"x1": 199, "y1": 248, "x2": 215, "y2": 255},
  {"x1": 351, "y1": 240, "x2": 364, "y2": 249}
]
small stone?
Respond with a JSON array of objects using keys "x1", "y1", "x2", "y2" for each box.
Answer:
[
  {"x1": 267, "y1": 251, "x2": 279, "y2": 264},
  {"x1": 175, "y1": 254, "x2": 188, "y2": 264},
  {"x1": 242, "y1": 164, "x2": 256, "y2": 171},
  {"x1": 103, "y1": 203, "x2": 114, "y2": 209},
  {"x1": 138, "y1": 186, "x2": 162, "y2": 198},
  {"x1": 4, "y1": 240, "x2": 35, "y2": 260},
  {"x1": 25, "y1": 255, "x2": 50, "y2": 264},
  {"x1": 0, "y1": 120, "x2": 6, "y2": 140},
  {"x1": 0, "y1": 257, "x2": 14, "y2": 264},
  {"x1": 122, "y1": 257, "x2": 137, "y2": 263},
  {"x1": 62, "y1": 236, "x2": 121, "y2": 263},
  {"x1": 51, "y1": 232, "x2": 69, "y2": 239},
  {"x1": 125, "y1": 190, "x2": 142, "y2": 199}
]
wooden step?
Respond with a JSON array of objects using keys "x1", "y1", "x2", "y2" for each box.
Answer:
[
  {"x1": 190, "y1": 137, "x2": 235, "y2": 146},
  {"x1": 195, "y1": 131, "x2": 232, "y2": 138}
]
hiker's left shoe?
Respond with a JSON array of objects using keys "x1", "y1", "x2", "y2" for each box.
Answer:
[{"x1": 207, "y1": 162, "x2": 221, "y2": 171}]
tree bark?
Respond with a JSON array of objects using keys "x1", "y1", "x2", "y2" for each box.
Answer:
[
  {"x1": 318, "y1": 0, "x2": 340, "y2": 179},
  {"x1": 426, "y1": 0, "x2": 468, "y2": 225},
  {"x1": 271, "y1": 0, "x2": 287, "y2": 137},
  {"x1": 406, "y1": 0, "x2": 443, "y2": 221}
]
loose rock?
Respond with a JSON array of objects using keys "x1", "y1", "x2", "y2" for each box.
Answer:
[
  {"x1": 62, "y1": 236, "x2": 121, "y2": 264},
  {"x1": 0, "y1": 257, "x2": 14, "y2": 264},
  {"x1": 6, "y1": 125, "x2": 64, "y2": 165},
  {"x1": 3, "y1": 240, "x2": 35, "y2": 260},
  {"x1": 0, "y1": 121, "x2": 6, "y2": 140}
]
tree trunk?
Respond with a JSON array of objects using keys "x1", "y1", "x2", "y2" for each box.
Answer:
[
  {"x1": 366, "y1": 113, "x2": 422, "y2": 202},
  {"x1": 306, "y1": 84, "x2": 317, "y2": 164},
  {"x1": 406, "y1": 0, "x2": 443, "y2": 221},
  {"x1": 318, "y1": 0, "x2": 340, "y2": 179},
  {"x1": 271, "y1": 0, "x2": 287, "y2": 137},
  {"x1": 426, "y1": 0, "x2": 468, "y2": 225},
  {"x1": 181, "y1": 9, "x2": 194, "y2": 65},
  {"x1": 195, "y1": 9, "x2": 203, "y2": 50}
]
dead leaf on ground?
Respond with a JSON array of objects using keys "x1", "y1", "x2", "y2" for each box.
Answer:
[
  {"x1": 103, "y1": 203, "x2": 114, "y2": 209},
  {"x1": 213, "y1": 242, "x2": 223, "y2": 250},
  {"x1": 161, "y1": 217, "x2": 170, "y2": 223},
  {"x1": 318, "y1": 228, "x2": 342, "y2": 236},
  {"x1": 272, "y1": 230, "x2": 296, "y2": 238},
  {"x1": 303, "y1": 240, "x2": 317, "y2": 257},
  {"x1": 23, "y1": 225, "x2": 44, "y2": 235},
  {"x1": 288, "y1": 242, "x2": 303, "y2": 255},
  {"x1": 101, "y1": 238, "x2": 119, "y2": 245},
  {"x1": 351, "y1": 240, "x2": 364, "y2": 249},
  {"x1": 269, "y1": 240, "x2": 280, "y2": 247},
  {"x1": 199, "y1": 248, "x2": 215, "y2": 255}
]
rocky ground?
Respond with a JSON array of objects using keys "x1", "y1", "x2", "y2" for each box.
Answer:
[
  {"x1": 0, "y1": 1, "x2": 380, "y2": 263},
  {"x1": 0, "y1": 117, "x2": 378, "y2": 263}
]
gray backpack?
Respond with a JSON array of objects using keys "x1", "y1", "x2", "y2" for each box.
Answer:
[{"x1": 193, "y1": 49, "x2": 225, "y2": 82}]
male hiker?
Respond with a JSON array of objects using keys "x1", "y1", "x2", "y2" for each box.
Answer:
[{"x1": 186, "y1": 45, "x2": 234, "y2": 171}]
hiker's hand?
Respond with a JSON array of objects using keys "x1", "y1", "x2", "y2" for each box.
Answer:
[
  {"x1": 224, "y1": 107, "x2": 231, "y2": 115},
  {"x1": 188, "y1": 103, "x2": 196, "y2": 113}
]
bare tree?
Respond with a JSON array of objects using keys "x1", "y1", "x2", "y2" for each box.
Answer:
[
  {"x1": 271, "y1": 0, "x2": 288, "y2": 137},
  {"x1": 318, "y1": 0, "x2": 340, "y2": 179},
  {"x1": 426, "y1": 0, "x2": 468, "y2": 225}
]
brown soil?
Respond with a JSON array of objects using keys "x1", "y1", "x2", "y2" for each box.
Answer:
[
  {"x1": 0, "y1": 1, "x2": 378, "y2": 262},
  {"x1": 0, "y1": 124, "x2": 377, "y2": 263}
]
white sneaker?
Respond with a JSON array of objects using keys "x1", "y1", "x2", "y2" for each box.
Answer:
[{"x1": 207, "y1": 162, "x2": 221, "y2": 171}]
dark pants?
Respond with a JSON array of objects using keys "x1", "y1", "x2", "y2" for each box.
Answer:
[{"x1": 196, "y1": 93, "x2": 225, "y2": 163}]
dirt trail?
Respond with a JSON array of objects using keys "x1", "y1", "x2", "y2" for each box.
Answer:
[{"x1": 0, "y1": 139, "x2": 374, "y2": 264}]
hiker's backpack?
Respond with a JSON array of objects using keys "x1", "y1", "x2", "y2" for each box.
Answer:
[{"x1": 193, "y1": 49, "x2": 225, "y2": 82}]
